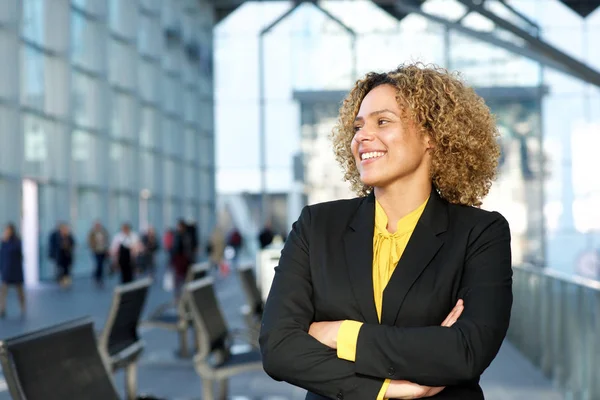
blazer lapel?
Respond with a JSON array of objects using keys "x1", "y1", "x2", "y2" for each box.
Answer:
[
  {"x1": 380, "y1": 189, "x2": 448, "y2": 326},
  {"x1": 343, "y1": 193, "x2": 379, "y2": 324}
]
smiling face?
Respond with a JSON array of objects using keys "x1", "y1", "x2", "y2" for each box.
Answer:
[{"x1": 351, "y1": 84, "x2": 432, "y2": 191}]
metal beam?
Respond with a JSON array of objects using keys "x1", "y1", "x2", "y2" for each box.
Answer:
[
  {"x1": 455, "y1": 0, "x2": 600, "y2": 87},
  {"x1": 394, "y1": 0, "x2": 600, "y2": 87}
]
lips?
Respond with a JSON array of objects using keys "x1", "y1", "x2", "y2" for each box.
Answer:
[{"x1": 360, "y1": 151, "x2": 386, "y2": 161}]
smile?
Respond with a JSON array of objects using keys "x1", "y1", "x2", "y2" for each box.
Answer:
[{"x1": 361, "y1": 151, "x2": 386, "y2": 161}]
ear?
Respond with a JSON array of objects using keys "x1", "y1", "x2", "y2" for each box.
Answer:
[{"x1": 424, "y1": 134, "x2": 435, "y2": 150}]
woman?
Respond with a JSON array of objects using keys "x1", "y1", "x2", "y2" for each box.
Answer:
[
  {"x1": 57, "y1": 224, "x2": 75, "y2": 288},
  {"x1": 0, "y1": 223, "x2": 25, "y2": 317},
  {"x1": 260, "y1": 64, "x2": 512, "y2": 399}
]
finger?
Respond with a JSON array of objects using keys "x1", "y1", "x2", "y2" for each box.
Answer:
[
  {"x1": 441, "y1": 302, "x2": 461, "y2": 326},
  {"x1": 442, "y1": 301, "x2": 464, "y2": 327}
]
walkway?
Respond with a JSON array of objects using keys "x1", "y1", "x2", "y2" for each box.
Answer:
[{"x1": 0, "y1": 271, "x2": 564, "y2": 399}]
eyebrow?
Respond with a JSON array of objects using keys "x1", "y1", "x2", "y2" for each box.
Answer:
[{"x1": 354, "y1": 109, "x2": 399, "y2": 122}]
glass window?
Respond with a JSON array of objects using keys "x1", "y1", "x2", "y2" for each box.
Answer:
[
  {"x1": 140, "y1": 0, "x2": 160, "y2": 12},
  {"x1": 138, "y1": 60, "x2": 159, "y2": 103},
  {"x1": 22, "y1": 0, "x2": 45, "y2": 46},
  {"x1": 199, "y1": 168, "x2": 212, "y2": 203},
  {"x1": 184, "y1": 128, "x2": 197, "y2": 162},
  {"x1": 184, "y1": 89, "x2": 198, "y2": 124},
  {"x1": 140, "y1": 151, "x2": 157, "y2": 192},
  {"x1": 20, "y1": 45, "x2": 45, "y2": 110},
  {"x1": 164, "y1": 46, "x2": 181, "y2": 73},
  {"x1": 162, "y1": 75, "x2": 177, "y2": 114},
  {"x1": 109, "y1": 142, "x2": 135, "y2": 190},
  {"x1": 183, "y1": 165, "x2": 196, "y2": 200},
  {"x1": 23, "y1": 114, "x2": 68, "y2": 182},
  {"x1": 140, "y1": 107, "x2": 159, "y2": 149},
  {"x1": 72, "y1": 71, "x2": 103, "y2": 129},
  {"x1": 0, "y1": 31, "x2": 19, "y2": 100},
  {"x1": 110, "y1": 92, "x2": 138, "y2": 141},
  {"x1": 139, "y1": 14, "x2": 161, "y2": 58},
  {"x1": 72, "y1": 130, "x2": 105, "y2": 186},
  {"x1": 44, "y1": 55, "x2": 69, "y2": 117},
  {"x1": 109, "y1": 193, "x2": 136, "y2": 234},
  {"x1": 108, "y1": 0, "x2": 137, "y2": 39},
  {"x1": 198, "y1": 135, "x2": 213, "y2": 168},
  {"x1": 199, "y1": 99, "x2": 213, "y2": 132},
  {"x1": 71, "y1": 12, "x2": 105, "y2": 73},
  {"x1": 108, "y1": 39, "x2": 136, "y2": 90},
  {"x1": 161, "y1": 118, "x2": 183, "y2": 157},
  {"x1": 72, "y1": 0, "x2": 107, "y2": 17},
  {"x1": 0, "y1": 106, "x2": 21, "y2": 175},
  {"x1": 0, "y1": 0, "x2": 19, "y2": 24},
  {"x1": 163, "y1": 158, "x2": 181, "y2": 198}
]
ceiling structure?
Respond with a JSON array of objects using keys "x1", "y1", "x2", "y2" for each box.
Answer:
[{"x1": 211, "y1": 0, "x2": 600, "y2": 87}]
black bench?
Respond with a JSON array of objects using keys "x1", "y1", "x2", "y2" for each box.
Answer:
[
  {"x1": 142, "y1": 262, "x2": 210, "y2": 357},
  {"x1": 0, "y1": 317, "x2": 164, "y2": 400},
  {"x1": 185, "y1": 277, "x2": 263, "y2": 400},
  {"x1": 98, "y1": 277, "x2": 152, "y2": 400},
  {"x1": 236, "y1": 263, "x2": 263, "y2": 343}
]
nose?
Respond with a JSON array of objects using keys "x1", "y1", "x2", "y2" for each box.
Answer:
[{"x1": 354, "y1": 126, "x2": 375, "y2": 142}]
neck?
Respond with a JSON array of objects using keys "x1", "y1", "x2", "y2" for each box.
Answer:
[{"x1": 374, "y1": 177, "x2": 431, "y2": 231}]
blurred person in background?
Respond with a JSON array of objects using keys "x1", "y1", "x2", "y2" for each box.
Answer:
[
  {"x1": 48, "y1": 222, "x2": 63, "y2": 283},
  {"x1": 258, "y1": 222, "x2": 274, "y2": 249},
  {"x1": 170, "y1": 220, "x2": 194, "y2": 299},
  {"x1": 110, "y1": 223, "x2": 140, "y2": 284},
  {"x1": 227, "y1": 227, "x2": 243, "y2": 263},
  {"x1": 139, "y1": 226, "x2": 160, "y2": 278},
  {"x1": 0, "y1": 223, "x2": 25, "y2": 318},
  {"x1": 260, "y1": 64, "x2": 512, "y2": 400},
  {"x1": 88, "y1": 221, "x2": 109, "y2": 288},
  {"x1": 56, "y1": 223, "x2": 76, "y2": 288},
  {"x1": 186, "y1": 221, "x2": 199, "y2": 262},
  {"x1": 207, "y1": 225, "x2": 225, "y2": 273}
]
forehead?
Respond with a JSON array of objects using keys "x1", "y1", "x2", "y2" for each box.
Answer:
[{"x1": 357, "y1": 84, "x2": 400, "y2": 114}]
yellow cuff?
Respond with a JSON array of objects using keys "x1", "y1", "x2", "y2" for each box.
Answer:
[
  {"x1": 377, "y1": 379, "x2": 391, "y2": 400},
  {"x1": 336, "y1": 320, "x2": 363, "y2": 362}
]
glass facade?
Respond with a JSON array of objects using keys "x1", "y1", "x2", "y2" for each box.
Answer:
[
  {"x1": 0, "y1": 0, "x2": 216, "y2": 281},
  {"x1": 216, "y1": 0, "x2": 600, "y2": 277}
]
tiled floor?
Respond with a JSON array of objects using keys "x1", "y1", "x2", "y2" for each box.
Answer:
[{"x1": 0, "y1": 268, "x2": 564, "y2": 399}]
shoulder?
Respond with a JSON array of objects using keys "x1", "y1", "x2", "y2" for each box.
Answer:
[
  {"x1": 447, "y1": 203, "x2": 510, "y2": 239},
  {"x1": 304, "y1": 197, "x2": 365, "y2": 219}
]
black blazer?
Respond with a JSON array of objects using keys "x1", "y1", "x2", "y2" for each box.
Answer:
[{"x1": 260, "y1": 189, "x2": 512, "y2": 400}]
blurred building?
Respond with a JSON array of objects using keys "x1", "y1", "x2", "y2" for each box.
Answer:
[
  {"x1": 0, "y1": 0, "x2": 216, "y2": 282},
  {"x1": 216, "y1": 0, "x2": 600, "y2": 276}
]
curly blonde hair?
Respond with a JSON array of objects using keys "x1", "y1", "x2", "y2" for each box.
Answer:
[{"x1": 331, "y1": 63, "x2": 500, "y2": 207}]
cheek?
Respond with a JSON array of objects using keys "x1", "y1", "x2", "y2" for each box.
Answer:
[{"x1": 350, "y1": 138, "x2": 359, "y2": 156}]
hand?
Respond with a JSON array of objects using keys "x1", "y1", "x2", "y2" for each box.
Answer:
[
  {"x1": 441, "y1": 299, "x2": 464, "y2": 327},
  {"x1": 385, "y1": 300, "x2": 465, "y2": 399},
  {"x1": 385, "y1": 380, "x2": 446, "y2": 399},
  {"x1": 308, "y1": 320, "x2": 343, "y2": 349}
]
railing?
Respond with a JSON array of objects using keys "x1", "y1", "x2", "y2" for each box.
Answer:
[{"x1": 509, "y1": 264, "x2": 600, "y2": 400}]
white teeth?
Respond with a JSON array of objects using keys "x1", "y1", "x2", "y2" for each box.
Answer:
[{"x1": 361, "y1": 151, "x2": 385, "y2": 160}]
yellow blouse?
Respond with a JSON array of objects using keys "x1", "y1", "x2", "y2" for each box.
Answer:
[{"x1": 337, "y1": 197, "x2": 428, "y2": 399}]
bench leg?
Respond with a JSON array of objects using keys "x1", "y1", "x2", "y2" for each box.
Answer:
[
  {"x1": 202, "y1": 378, "x2": 215, "y2": 400},
  {"x1": 178, "y1": 326, "x2": 189, "y2": 358},
  {"x1": 217, "y1": 378, "x2": 228, "y2": 400},
  {"x1": 125, "y1": 362, "x2": 137, "y2": 400}
]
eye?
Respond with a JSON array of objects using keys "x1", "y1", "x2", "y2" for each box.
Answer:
[
  {"x1": 378, "y1": 119, "x2": 389, "y2": 126},
  {"x1": 353, "y1": 125, "x2": 362, "y2": 132}
]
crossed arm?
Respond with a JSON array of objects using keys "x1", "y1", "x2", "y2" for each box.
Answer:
[{"x1": 259, "y1": 206, "x2": 512, "y2": 400}]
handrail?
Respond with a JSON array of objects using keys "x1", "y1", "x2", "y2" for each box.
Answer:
[{"x1": 513, "y1": 263, "x2": 600, "y2": 291}]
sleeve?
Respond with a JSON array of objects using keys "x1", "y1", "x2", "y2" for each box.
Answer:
[
  {"x1": 337, "y1": 320, "x2": 363, "y2": 362},
  {"x1": 352, "y1": 212, "x2": 512, "y2": 386},
  {"x1": 376, "y1": 380, "x2": 391, "y2": 400},
  {"x1": 259, "y1": 206, "x2": 386, "y2": 400}
]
